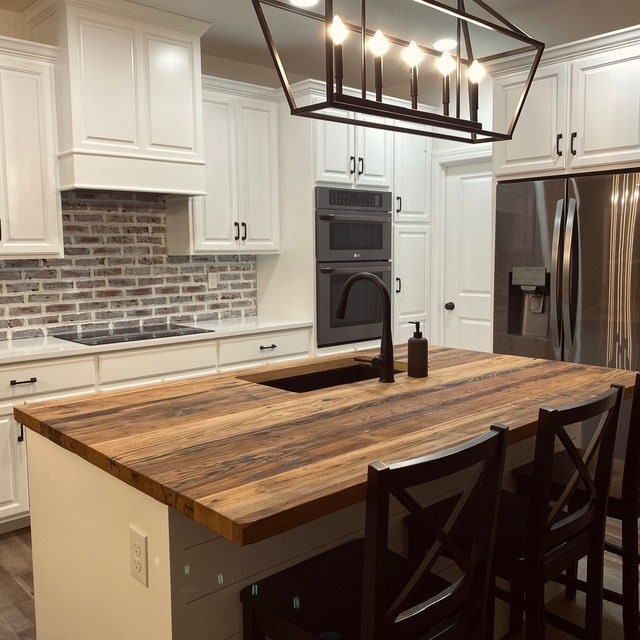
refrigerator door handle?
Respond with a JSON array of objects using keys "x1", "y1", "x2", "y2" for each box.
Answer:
[
  {"x1": 562, "y1": 198, "x2": 578, "y2": 351},
  {"x1": 550, "y1": 199, "x2": 564, "y2": 352}
]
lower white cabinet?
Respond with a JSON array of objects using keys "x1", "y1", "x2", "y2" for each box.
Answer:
[
  {"x1": 98, "y1": 341, "x2": 218, "y2": 390},
  {"x1": 393, "y1": 225, "x2": 431, "y2": 344},
  {"x1": 0, "y1": 410, "x2": 28, "y2": 527},
  {"x1": 218, "y1": 329, "x2": 311, "y2": 371}
]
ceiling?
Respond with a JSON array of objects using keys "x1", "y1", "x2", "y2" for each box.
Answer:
[{"x1": 5, "y1": 0, "x2": 640, "y2": 86}]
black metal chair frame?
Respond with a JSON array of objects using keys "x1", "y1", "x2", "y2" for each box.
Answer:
[{"x1": 240, "y1": 424, "x2": 508, "y2": 640}]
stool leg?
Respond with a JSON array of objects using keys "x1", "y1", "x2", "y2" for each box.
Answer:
[
  {"x1": 509, "y1": 583, "x2": 524, "y2": 635},
  {"x1": 622, "y1": 512, "x2": 640, "y2": 640},
  {"x1": 584, "y1": 544, "x2": 605, "y2": 640},
  {"x1": 564, "y1": 562, "x2": 578, "y2": 600},
  {"x1": 524, "y1": 578, "x2": 545, "y2": 640}
]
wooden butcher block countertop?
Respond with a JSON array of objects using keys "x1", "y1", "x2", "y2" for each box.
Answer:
[{"x1": 14, "y1": 346, "x2": 636, "y2": 545}]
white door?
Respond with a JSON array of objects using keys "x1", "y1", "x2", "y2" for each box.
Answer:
[{"x1": 442, "y1": 160, "x2": 493, "y2": 352}]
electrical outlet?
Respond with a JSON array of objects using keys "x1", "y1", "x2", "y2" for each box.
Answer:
[
  {"x1": 207, "y1": 272, "x2": 219, "y2": 289},
  {"x1": 129, "y1": 525, "x2": 148, "y2": 587}
]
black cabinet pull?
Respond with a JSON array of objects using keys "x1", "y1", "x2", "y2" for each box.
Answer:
[
  {"x1": 241, "y1": 222, "x2": 247, "y2": 241},
  {"x1": 259, "y1": 344, "x2": 277, "y2": 351},
  {"x1": 234, "y1": 221, "x2": 240, "y2": 241},
  {"x1": 10, "y1": 377, "x2": 37, "y2": 386},
  {"x1": 396, "y1": 196, "x2": 402, "y2": 213},
  {"x1": 349, "y1": 156, "x2": 356, "y2": 175},
  {"x1": 357, "y1": 157, "x2": 364, "y2": 175},
  {"x1": 556, "y1": 133, "x2": 563, "y2": 157},
  {"x1": 571, "y1": 132, "x2": 577, "y2": 156},
  {"x1": 17, "y1": 423, "x2": 25, "y2": 443},
  {"x1": 395, "y1": 277, "x2": 402, "y2": 293}
]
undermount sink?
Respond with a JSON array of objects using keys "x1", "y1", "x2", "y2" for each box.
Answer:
[{"x1": 239, "y1": 363, "x2": 400, "y2": 393}]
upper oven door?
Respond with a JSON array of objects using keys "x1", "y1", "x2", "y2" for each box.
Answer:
[{"x1": 316, "y1": 209, "x2": 392, "y2": 262}]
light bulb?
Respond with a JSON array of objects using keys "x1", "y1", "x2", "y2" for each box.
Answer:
[
  {"x1": 329, "y1": 15, "x2": 348, "y2": 45},
  {"x1": 368, "y1": 30, "x2": 390, "y2": 57},
  {"x1": 468, "y1": 59, "x2": 486, "y2": 84},
  {"x1": 402, "y1": 41, "x2": 424, "y2": 68},
  {"x1": 435, "y1": 51, "x2": 456, "y2": 76},
  {"x1": 289, "y1": 0, "x2": 319, "y2": 6}
]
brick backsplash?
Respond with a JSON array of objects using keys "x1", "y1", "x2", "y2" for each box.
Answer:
[{"x1": 0, "y1": 191, "x2": 257, "y2": 341}]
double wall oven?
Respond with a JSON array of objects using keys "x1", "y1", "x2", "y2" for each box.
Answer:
[{"x1": 315, "y1": 186, "x2": 392, "y2": 348}]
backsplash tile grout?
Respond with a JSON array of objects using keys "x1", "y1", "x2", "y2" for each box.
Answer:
[{"x1": 0, "y1": 191, "x2": 257, "y2": 341}]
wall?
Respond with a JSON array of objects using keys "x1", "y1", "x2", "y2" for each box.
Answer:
[{"x1": 0, "y1": 191, "x2": 257, "y2": 341}]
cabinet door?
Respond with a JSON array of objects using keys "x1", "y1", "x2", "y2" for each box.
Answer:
[
  {"x1": 570, "y1": 45, "x2": 640, "y2": 168},
  {"x1": 236, "y1": 98, "x2": 280, "y2": 252},
  {"x1": 493, "y1": 63, "x2": 568, "y2": 176},
  {"x1": 0, "y1": 56, "x2": 62, "y2": 257},
  {"x1": 194, "y1": 91, "x2": 238, "y2": 252},
  {"x1": 315, "y1": 117, "x2": 355, "y2": 184},
  {"x1": 393, "y1": 225, "x2": 430, "y2": 343},
  {"x1": 354, "y1": 115, "x2": 393, "y2": 188},
  {"x1": 393, "y1": 132, "x2": 431, "y2": 222},
  {"x1": 0, "y1": 413, "x2": 28, "y2": 523}
]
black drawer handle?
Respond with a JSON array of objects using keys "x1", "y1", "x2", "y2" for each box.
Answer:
[
  {"x1": 17, "y1": 423, "x2": 25, "y2": 443},
  {"x1": 571, "y1": 132, "x2": 577, "y2": 156},
  {"x1": 396, "y1": 196, "x2": 402, "y2": 213},
  {"x1": 349, "y1": 156, "x2": 356, "y2": 175},
  {"x1": 10, "y1": 377, "x2": 37, "y2": 386},
  {"x1": 260, "y1": 344, "x2": 277, "y2": 351},
  {"x1": 357, "y1": 157, "x2": 364, "y2": 175},
  {"x1": 556, "y1": 133, "x2": 563, "y2": 157},
  {"x1": 234, "y1": 221, "x2": 240, "y2": 241},
  {"x1": 395, "y1": 277, "x2": 402, "y2": 294},
  {"x1": 241, "y1": 222, "x2": 247, "y2": 241}
]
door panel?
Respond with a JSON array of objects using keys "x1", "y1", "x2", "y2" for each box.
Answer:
[{"x1": 443, "y1": 161, "x2": 492, "y2": 352}]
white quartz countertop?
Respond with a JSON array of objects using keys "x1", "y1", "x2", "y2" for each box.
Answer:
[{"x1": 0, "y1": 317, "x2": 312, "y2": 366}]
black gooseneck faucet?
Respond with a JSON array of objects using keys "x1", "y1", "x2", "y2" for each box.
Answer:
[{"x1": 334, "y1": 272, "x2": 395, "y2": 383}]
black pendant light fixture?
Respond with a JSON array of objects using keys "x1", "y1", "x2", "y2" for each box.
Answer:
[{"x1": 252, "y1": 0, "x2": 544, "y2": 142}]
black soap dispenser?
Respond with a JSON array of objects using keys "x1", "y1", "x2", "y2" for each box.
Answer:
[{"x1": 407, "y1": 321, "x2": 428, "y2": 378}]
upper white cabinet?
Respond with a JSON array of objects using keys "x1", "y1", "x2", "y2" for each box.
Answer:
[
  {"x1": 393, "y1": 132, "x2": 431, "y2": 223},
  {"x1": 24, "y1": 0, "x2": 209, "y2": 194},
  {"x1": 315, "y1": 114, "x2": 392, "y2": 188},
  {"x1": 0, "y1": 38, "x2": 62, "y2": 258},
  {"x1": 167, "y1": 78, "x2": 280, "y2": 254},
  {"x1": 494, "y1": 32, "x2": 640, "y2": 176}
]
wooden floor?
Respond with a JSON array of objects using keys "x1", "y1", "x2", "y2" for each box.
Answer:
[
  {"x1": 0, "y1": 529, "x2": 35, "y2": 640},
  {"x1": 0, "y1": 527, "x2": 630, "y2": 639}
]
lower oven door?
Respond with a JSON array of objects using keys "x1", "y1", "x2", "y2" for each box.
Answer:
[{"x1": 316, "y1": 261, "x2": 392, "y2": 348}]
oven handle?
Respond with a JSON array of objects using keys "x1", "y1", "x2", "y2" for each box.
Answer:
[
  {"x1": 320, "y1": 265, "x2": 391, "y2": 275},
  {"x1": 317, "y1": 213, "x2": 391, "y2": 223}
]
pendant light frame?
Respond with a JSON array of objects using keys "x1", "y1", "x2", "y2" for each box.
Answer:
[{"x1": 252, "y1": 0, "x2": 544, "y2": 143}]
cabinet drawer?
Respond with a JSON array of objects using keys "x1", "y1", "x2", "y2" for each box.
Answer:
[
  {"x1": 99, "y1": 341, "x2": 217, "y2": 385},
  {"x1": 0, "y1": 358, "x2": 96, "y2": 401},
  {"x1": 218, "y1": 330, "x2": 309, "y2": 367}
]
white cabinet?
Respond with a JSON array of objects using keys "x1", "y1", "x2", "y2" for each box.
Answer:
[
  {"x1": 494, "y1": 38, "x2": 640, "y2": 176},
  {"x1": 393, "y1": 225, "x2": 431, "y2": 344},
  {"x1": 98, "y1": 341, "x2": 218, "y2": 390},
  {"x1": 218, "y1": 328, "x2": 310, "y2": 371},
  {"x1": 25, "y1": 0, "x2": 209, "y2": 194},
  {"x1": 315, "y1": 114, "x2": 392, "y2": 188},
  {"x1": 393, "y1": 132, "x2": 431, "y2": 223},
  {"x1": 0, "y1": 355, "x2": 97, "y2": 531},
  {"x1": 493, "y1": 63, "x2": 568, "y2": 175},
  {"x1": 167, "y1": 79, "x2": 280, "y2": 254},
  {"x1": 0, "y1": 38, "x2": 62, "y2": 258},
  {"x1": 0, "y1": 410, "x2": 28, "y2": 527}
]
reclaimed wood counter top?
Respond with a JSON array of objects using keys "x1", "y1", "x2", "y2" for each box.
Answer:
[{"x1": 14, "y1": 346, "x2": 636, "y2": 545}]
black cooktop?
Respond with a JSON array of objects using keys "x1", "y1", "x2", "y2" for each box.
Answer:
[{"x1": 52, "y1": 325, "x2": 214, "y2": 346}]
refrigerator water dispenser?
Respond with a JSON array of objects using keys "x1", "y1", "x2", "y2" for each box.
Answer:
[{"x1": 507, "y1": 267, "x2": 550, "y2": 338}]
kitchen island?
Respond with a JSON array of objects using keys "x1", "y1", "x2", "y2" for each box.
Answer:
[{"x1": 15, "y1": 346, "x2": 636, "y2": 639}]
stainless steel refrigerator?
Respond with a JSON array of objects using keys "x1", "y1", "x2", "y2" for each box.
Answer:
[{"x1": 493, "y1": 171, "x2": 640, "y2": 370}]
